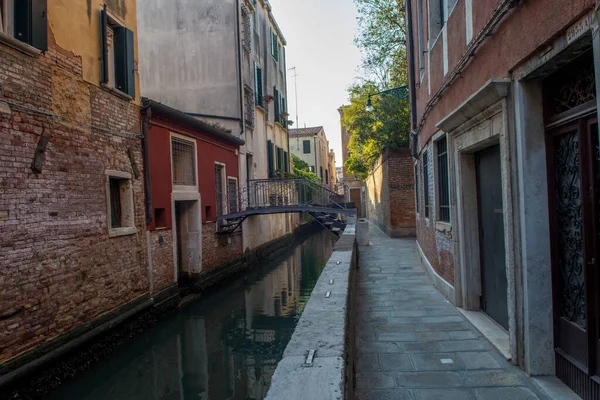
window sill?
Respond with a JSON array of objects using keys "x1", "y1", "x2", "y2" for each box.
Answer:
[
  {"x1": 436, "y1": 221, "x2": 452, "y2": 233},
  {"x1": 256, "y1": 105, "x2": 267, "y2": 114},
  {"x1": 101, "y1": 83, "x2": 133, "y2": 101},
  {"x1": 0, "y1": 33, "x2": 42, "y2": 57},
  {"x1": 109, "y1": 226, "x2": 137, "y2": 238}
]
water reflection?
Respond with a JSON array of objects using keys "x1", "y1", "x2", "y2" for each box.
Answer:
[{"x1": 50, "y1": 229, "x2": 335, "y2": 400}]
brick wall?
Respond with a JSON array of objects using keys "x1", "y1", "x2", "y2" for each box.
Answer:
[
  {"x1": 202, "y1": 223, "x2": 243, "y2": 270},
  {"x1": 0, "y1": 38, "x2": 148, "y2": 366},
  {"x1": 150, "y1": 230, "x2": 175, "y2": 292},
  {"x1": 365, "y1": 147, "x2": 416, "y2": 237},
  {"x1": 415, "y1": 144, "x2": 454, "y2": 284}
]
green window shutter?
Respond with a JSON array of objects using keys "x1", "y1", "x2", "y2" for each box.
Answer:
[
  {"x1": 114, "y1": 27, "x2": 135, "y2": 97},
  {"x1": 284, "y1": 151, "x2": 289, "y2": 173},
  {"x1": 255, "y1": 65, "x2": 263, "y2": 107},
  {"x1": 100, "y1": 6, "x2": 108, "y2": 84},
  {"x1": 254, "y1": 62, "x2": 259, "y2": 103},
  {"x1": 14, "y1": 0, "x2": 32, "y2": 45},
  {"x1": 31, "y1": 0, "x2": 47, "y2": 51},
  {"x1": 267, "y1": 140, "x2": 274, "y2": 178},
  {"x1": 274, "y1": 87, "x2": 280, "y2": 123}
]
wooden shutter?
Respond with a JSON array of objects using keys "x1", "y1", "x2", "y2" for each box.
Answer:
[
  {"x1": 284, "y1": 151, "x2": 289, "y2": 173},
  {"x1": 274, "y1": 87, "x2": 280, "y2": 123},
  {"x1": 14, "y1": 0, "x2": 32, "y2": 45},
  {"x1": 267, "y1": 140, "x2": 274, "y2": 177},
  {"x1": 31, "y1": 0, "x2": 47, "y2": 51},
  {"x1": 114, "y1": 26, "x2": 135, "y2": 96},
  {"x1": 101, "y1": 6, "x2": 108, "y2": 84}
]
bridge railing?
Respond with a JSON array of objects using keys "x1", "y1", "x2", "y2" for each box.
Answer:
[{"x1": 217, "y1": 178, "x2": 349, "y2": 220}]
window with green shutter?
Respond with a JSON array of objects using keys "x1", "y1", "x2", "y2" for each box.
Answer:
[
  {"x1": 254, "y1": 63, "x2": 264, "y2": 107},
  {"x1": 283, "y1": 151, "x2": 289, "y2": 173},
  {"x1": 3, "y1": 0, "x2": 47, "y2": 51},
  {"x1": 101, "y1": 7, "x2": 135, "y2": 97},
  {"x1": 267, "y1": 140, "x2": 274, "y2": 178},
  {"x1": 274, "y1": 87, "x2": 280, "y2": 123}
]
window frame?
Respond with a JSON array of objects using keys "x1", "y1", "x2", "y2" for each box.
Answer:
[
  {"x1": 302, "y1": 140, "x2": 311, "y2": 154},
  {"x1": 214, "y1": 162, "x2": 227, "y2": 217},
  {"x1": 105, "y1": 170, "x2": 136, "y2": 238},
  {"x1": 423, "y1": 149, "x2": 430, "y2": 219},
  {"x1": 435, "y1": 135, "x2": 450, "y2": 223},
  {"x1": 170, "y1": 133, "x2": 198, "y2": 193},
  {"x1": 227, "y1": 176, "x2": 239, "y2": 214},
  {"x1": 0, "y1": 0, "x2": 47, "y2": 53},
  {"x1": 415, "y1": 163, "x2": 420, "y2": 215},
  {"x1": 101, "y1": 7, "x2": 135, "y2": 98}
]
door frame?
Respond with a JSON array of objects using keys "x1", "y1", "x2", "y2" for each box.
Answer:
[
  {"x1": 172, "y1": 191, "x2": 202, "y2": 281},
  {"x1": 450, "y1": 99, "x2": 517, "y2": 360},
  {"x1": 545, "y1": 110, "x2": 598, "y2": 375}
]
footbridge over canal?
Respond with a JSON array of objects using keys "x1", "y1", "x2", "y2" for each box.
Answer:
[{"x1": 217, "y1": 178, "x2": 355, "y2": 234}]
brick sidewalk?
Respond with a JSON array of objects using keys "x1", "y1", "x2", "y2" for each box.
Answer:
[{"x1": 354, "y1": 223, "x2": 550, "y2": 400}]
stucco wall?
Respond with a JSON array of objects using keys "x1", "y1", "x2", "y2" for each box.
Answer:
[{"x1": 137, "y1": 0, "x2": 241, "y2": 122}]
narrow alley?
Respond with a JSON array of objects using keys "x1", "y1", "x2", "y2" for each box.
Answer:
[{"x1": 355, "y1": 223, "x2": 550, "y2": 400}]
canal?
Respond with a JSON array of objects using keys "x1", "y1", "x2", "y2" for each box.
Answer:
[{"x1": 48, "y1": 228, "x2": 336, "y2": 400}]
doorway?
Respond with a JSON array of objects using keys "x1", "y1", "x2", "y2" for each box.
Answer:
[
  {"x1": 476, "y1": 145, "x2": 508, "y2": 330},
  {"x1": 174, "y1": 200, "x2": 201, "y2": 284},
  {"x1": 543, "y1": 48, "x2": 600, "y2": 397}
]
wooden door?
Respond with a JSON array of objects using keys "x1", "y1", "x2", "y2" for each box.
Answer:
[{"x1": 476, "y1": 145, "x2": 509, "y2": 330}]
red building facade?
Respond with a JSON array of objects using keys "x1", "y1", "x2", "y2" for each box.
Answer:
[
  {"x1": 408, "y1": 0, "x2": 600, "y2": 396},
  {"x1": 143, "y1": 99, "x2": 244, "y2": 289}
]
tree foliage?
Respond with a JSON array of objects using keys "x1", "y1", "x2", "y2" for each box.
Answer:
[
  {"x1": 355, "y1": 0, "x2": 407, "y2": 86},
  {"x1": 290, "y1": 154, "x2": 320, "y2": 182},
  {"x1": 343, "y1": 0, "x2": 410, "y2": 180}
]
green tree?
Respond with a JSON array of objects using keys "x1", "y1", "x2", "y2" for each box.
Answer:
[
  {"x1": 354, "y1": 0, "x2": 407, "y2": 86},
  {"x1": 342, "y1": 0, "x2": 410, "y2": 180},
  {"x1": 290, "y1": 154, "x2": 320, "y2": 182},
  {"x1": 342, "y1": 82, "x2": 410, "y2": 179}
]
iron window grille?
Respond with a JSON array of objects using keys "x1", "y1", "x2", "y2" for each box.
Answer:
[
  {"x1": 228, "y1": 178, "x2": 238, "y2": 214},
  {"x1": 109, "y1": 178, "x2": 123, "y2": 228},
  {"x1": 415, "y1": 164, "x2": 420, "y2": 214},
  {"x1": 244, "y1": 86, "x2": 255, "y2": 129},
  {"x1": 241, "y1": 4, "x2": 252, "y2": 53},
  {"x1": 423, "y1": 150, "x2": 430, "y2": 218},
  {"x1": 215, "y1": 165, "x2": 225, "y2": 216},
  {"x1": 437, "y1": 137, "x2": 450, "y2": 222},
  {"x1": 172, "y1": 137, "x2": 196, "y2": 186}
]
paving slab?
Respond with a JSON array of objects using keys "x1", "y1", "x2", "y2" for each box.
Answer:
[{"x1": 355, "y1": 222, "x2": 550, "y2": 400}]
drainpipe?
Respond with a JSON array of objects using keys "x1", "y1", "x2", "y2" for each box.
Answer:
[
  {"x1": 141, "y1": 102, "x2": 153, "y2": 225},
  {"x1": 235, "y1": 0, "x2": 245, "y2": 147},
  {"x1": 406, "y1": 0, "x2": 418, "y2": 131}
]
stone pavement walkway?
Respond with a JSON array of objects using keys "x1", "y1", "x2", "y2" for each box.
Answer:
[{"x1": 355, "y1": 223, "x2": 550, "y2": 400}]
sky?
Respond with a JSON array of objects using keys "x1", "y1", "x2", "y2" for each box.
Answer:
[{"x1": 269, "y1": 0, "x2": 362, "y2": 168}]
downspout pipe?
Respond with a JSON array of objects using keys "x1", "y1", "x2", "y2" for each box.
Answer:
[
  {"x1": 406, "y1": 0, "x2": 418, "y2": 131},
  {"x1": 235, "y1": 0, "x2": 245, "y2": 142},
  {"x1": 141, "y1": 105, "x2": 153, "y2": 225}
]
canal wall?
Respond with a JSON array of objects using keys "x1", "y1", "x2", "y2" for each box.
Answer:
[
  {"x1": 266, "y1": 220, "x2": 358, "y2": 400},
  {"x1": 1, "y1": 220, "x2": 325, "y2": 399}
]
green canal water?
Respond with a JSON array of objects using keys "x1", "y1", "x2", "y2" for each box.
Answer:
[{"x1": 48, "y1": 229, "x2": 336, "y2": 400}]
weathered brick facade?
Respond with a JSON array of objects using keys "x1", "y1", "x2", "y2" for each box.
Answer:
[
  {"x1": 149, "y1": 230, "x2": 175, "y2": 293},
  {"x1": 365, "y1": 147, "x2": 416, "y2": 238},
  {"x1": 0, "y1": 5, "x2": 148, "y2": 371},
  {"x1": 202, "y1": 224, "x2": 244, "y2": 270}
]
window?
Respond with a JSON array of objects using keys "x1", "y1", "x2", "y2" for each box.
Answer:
[
  {"x1": 423, "y1": 150, "x2": 430, "y2": 218},
  {"x1": 283, "y1": 151, "x2": 289, "y2": 173},
  {"x1": 106, "y1": 171, "x2": 135, "y2": 237},
  {"x1": 228, "y1": 178, "x2": 238, "y2": 214},
  {"x1": 0, "y1": 0, "x2": 47, "y2": 50},
  {"x1": 254, "y1": 64, "x2": 264, "y2": 108},
  {"x1": 437, "y1": 136, "x2": 450, "y2": 222},
  {"x1": 310, "y1": 166, "x2": 315, "y2": 173},
  {"x1": 171, "y1": 137, "x2": 196, "y2": 186},
  {"x1": 320, "y1": 166, "x2": 323, "y2": 180},
  {"x1": 276, "y1": 146, "x2": 282, "y2": 171},
  {"x1": 325, "y1": 169, "x2": 329, "y2": 184},
  {"x1": 244, "y1": 86, "x2": 255, "y2": 129},
  {"x1": 267, "y1": 140, "x2": 274, "y2": 178},
  {"x1": 303, "y1": 140, "x2": 311, "y2": 154},
  {"x1": 101, "y1": 7, "x2": 135, "y2": 97},
  {"x1": 270, "y1": 27, "x2": 279, "y2": 61},
  {"x1": 415, "y1": 164, "x2": 420, "y2": 214},
  {"x1": 241, "y1": 4, "x2": 251, "y2": 53},
  {"x1": 215, "y1": 164, "x2": 225, "y2": 216}
]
